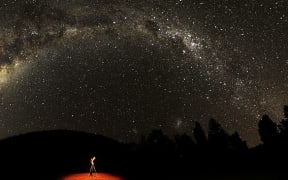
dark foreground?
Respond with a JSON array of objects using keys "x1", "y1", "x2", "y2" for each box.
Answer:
[{"x1": 0, "y1": 128, "x2": 287, "y2": 180}]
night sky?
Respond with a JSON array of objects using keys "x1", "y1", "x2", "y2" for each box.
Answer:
[{"x1": 0, "y1": 0, "x2": 287, "y2": 146}]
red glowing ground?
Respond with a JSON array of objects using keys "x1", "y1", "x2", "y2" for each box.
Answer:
[{"x1": 62, "y1": 172, "x2": 124, "y2": 180}]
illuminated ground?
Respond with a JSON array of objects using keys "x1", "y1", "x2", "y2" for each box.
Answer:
[{"x1": 61, "y1": 172, "x2": 123, "y2": 180}]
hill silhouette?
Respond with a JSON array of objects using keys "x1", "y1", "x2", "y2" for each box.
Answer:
[
  {"x1": 0, "y1": 130, "x2": 126, "y2": 180},
  {"x1": 2, "y1": 106, "x2": 288, "y2": 180}
]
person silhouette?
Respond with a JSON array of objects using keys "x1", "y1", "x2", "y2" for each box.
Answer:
[{"x1": 89, "y1": 156, "x2": 97, "y2": 178}]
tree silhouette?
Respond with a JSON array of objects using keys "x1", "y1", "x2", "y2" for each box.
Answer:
[
  {"x1": 228, "y1": 131, "x2": 247, "y2": 151},
  {"x1": 258, "y1": 115, "x2": 278, "y2": 145},
  {"x1": 208, "y1": 118, "x2": 229, "y2": 148},
  {"x1": 193, "y1": 121, "x2": 207, "y2": 146},
  {"x1": 175, "y1": 133, "x2": 195, "y2": 159},
  {"x1": 276, "y1": 106, "x2": 288, "y2": 146},
  {"x1": 280, "y1": 105, "x2": 288, "y2": 132},
  {"x1": 146, "y1": 129, "x2": 172, "y2": 146},
  {"x1": 284, "y1": 105, "x2": 288, "y2": 119}
]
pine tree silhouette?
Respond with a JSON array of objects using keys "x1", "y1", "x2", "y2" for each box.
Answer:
[
  {"x1": 193, "y1": 121, "x2": 207, "y2": 146},
  {"x1": 280, "y1": 105, "x2": 288, "y2": 131},
  {"x1": 258, "y1": 115, "x2": 278, "y2": 145},
  {"x1": 228, "y1": 132, "x2": 247, "y2": 150},
  {"x1": 208, "y1": 118, "x2": 229, "y2": 148},
  {"x1": 175, "y1": 133, "x2": 195, "y2": 158}
]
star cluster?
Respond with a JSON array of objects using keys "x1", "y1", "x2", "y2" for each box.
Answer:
[{"x1": 0, "y1": 0, "x2": 288, "y2": 146}]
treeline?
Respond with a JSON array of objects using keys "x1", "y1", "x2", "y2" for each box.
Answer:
[
  {"x1": 120, "y1": 105, "x2": 288, "y2": 179},
  {"x1": 2, "y1": 107, "x2": 288, "y2": 179}
]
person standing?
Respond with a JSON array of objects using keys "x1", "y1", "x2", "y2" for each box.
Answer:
[{"x1": 89, "y1": 156, "x2": 97, "y2": 178}]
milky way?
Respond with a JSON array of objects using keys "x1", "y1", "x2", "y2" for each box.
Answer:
[{"x1": 0, "y1": 0, "x2": 288, "y2": 146}]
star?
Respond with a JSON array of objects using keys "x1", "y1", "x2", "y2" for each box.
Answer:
[{"x1": 0, "y1": 0, "x2": 287, "y2": 147}]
